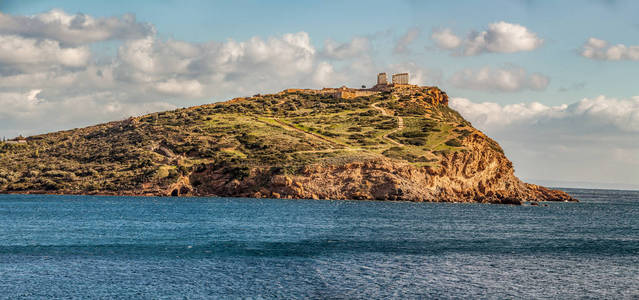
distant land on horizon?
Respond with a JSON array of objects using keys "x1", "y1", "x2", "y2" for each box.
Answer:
[{"x1": 525, "y1": 179, "x2": 639, "y2": 192}]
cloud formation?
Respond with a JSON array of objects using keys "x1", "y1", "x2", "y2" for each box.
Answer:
[
  {"x1": 0, "y1": 35, "x2": 90, "y2": 70},
  {"x1": 451, "y1": 95, "x2": 639, "y2": 132},
  {"x1": 0, "y1": 90, "x2": 45, "y2": 119},
  {"x1": 0, "y1": 9, "x2": 154, "y2": 45},
  {"x1": 112, "y1": 31, "x2": 318, "y2": 97},
  {"x1": 0, "y1": 89, "x2": 175, "y2": 138},
  {"x1": 432, "y1": 22, "x2": 543, "y2": 56},
  {"x1": 580, "y1": 37, "x2": 639, "y2": 61},
  {"x1": 431, "y1": 28, "x2": 461, "y2": 50},
  {"x1": 449, "y1": 66, "x2": 550, "y2": 92}
]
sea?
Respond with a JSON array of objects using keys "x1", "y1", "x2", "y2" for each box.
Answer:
[{"x1": 0, "y1": 188, "x2": 637, "y2": 299}]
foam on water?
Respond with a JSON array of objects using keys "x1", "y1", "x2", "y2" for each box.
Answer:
[{"x1": 0, "y1": 188, "x2": 637, "y2": 298}]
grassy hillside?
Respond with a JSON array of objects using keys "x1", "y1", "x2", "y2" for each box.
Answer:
[{"x1": 0, "y1": 86, "x2": 491, "y2": 195}]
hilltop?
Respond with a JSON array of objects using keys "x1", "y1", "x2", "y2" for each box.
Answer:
[{"x1": 0, "y1": 83, "x2": 575, "y2": 204}]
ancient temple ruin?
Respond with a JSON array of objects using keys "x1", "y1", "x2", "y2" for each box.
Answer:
[{"x1": 391, "y1": 73, "x2": 409, "y2": 85}]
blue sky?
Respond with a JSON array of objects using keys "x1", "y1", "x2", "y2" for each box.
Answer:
[{"x1": 0, "y1": 0, "x2": 638, "y2": 188}]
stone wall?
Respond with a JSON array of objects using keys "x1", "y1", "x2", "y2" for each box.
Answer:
[{"x1": 333, "y1": 90, "x2": 380, "y2": 99}]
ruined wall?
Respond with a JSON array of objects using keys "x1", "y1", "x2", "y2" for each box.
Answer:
[{"x1": 334, "y1": 90, "x2": 380, "y2": 99}]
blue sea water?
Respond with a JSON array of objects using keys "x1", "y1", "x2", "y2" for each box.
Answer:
[{"x1": 0, "y1": 189, "x2": 638, "y2": 299}]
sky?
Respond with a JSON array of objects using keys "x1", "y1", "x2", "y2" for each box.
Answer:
[{"x1": 0, "y1": 0, "x2": 638, "y2": 189}]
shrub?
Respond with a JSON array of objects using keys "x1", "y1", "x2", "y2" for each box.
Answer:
[
  {"x1": 167, "y1": 169, "x2": 179, "y2": 179},
  {"x1": 445, "y1": 139, "x2": 463, "y2": 147},
  {"x1": 26, "y1": 170, "x2": 40, "y2": 177},
  {"x1": 229, "y1": 167, "x2": 250, "y2": 180},
  {"x1": 402, "y1": 131, "x2": 428, "y2": 138},
  {"x1": 359, "y1": 109, "x2": 379, "y2": 117},
  {"x1": 454, "y1": 129, "x2": 472, "y2": 138},
  {"x1": 237, "y1": 133, "x2": 265, "y2": 150},
  {"x1": 155, "y1": 167, "x2": 170, "y2": 179},
  {"x1": 178, "y1": 165, "x2": 190, "y2": 175},
  {"x1": 406, "y1": 138, "x2": 426, "y2": 146},
  {"x1": 43, "y1": 170, "x2": 77, "y2": 180},
  {"x1": 320, "y1": 131, "x2": 339, "y2": 137},
  {"x1": 488, "y1": 140, "x2": 504, "y2": 154},
  {"x1": 434, "y1": 149, "x2": 451, "y2": 156}
]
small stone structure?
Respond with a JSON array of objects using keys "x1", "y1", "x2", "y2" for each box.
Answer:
[
  {"x1": 5, "y1": 136, "x2": 27, "y2": 145},
  {"x1": 377, "y1": 73, "x2": 387, "y2": 85}
]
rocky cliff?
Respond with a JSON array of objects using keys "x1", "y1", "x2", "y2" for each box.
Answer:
[{"x1": 0, "y1": 85, "x2": 576, "y2": 204}]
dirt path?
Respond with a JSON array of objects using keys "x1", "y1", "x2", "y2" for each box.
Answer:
[
  {"x1": 294, "y1": 147, "x2": 364, "y2": 154},
  {"x1": 371, "y1": 102, "x2": 404, "y2": 146},
  {"x1": 255, "y1": 117, "x2": 376, "y2": 155}
]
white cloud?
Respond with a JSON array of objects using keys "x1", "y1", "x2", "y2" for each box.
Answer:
[
  {"x1": 580, "y1": 37, "x2": 639, "y2": 61},
  {"x1": 450, "y1": 97, "x2": 565, "y2": 129},
  {"x1": 470, "y1": 21, "x2": 543, "y2": 54},
  {"x1": 449, "y1": 66, "x2": 550, "y2": 92},
  {"x1": 451, "y1": 95, "x2": 639, "y2": 132},
  {"x1": 186, "y1": 32, "x2": 317, "y2": 78},
  {"x1": 394, "y1": 27, "x2": 421, "y2": 54},
  {"x1": 312, "y1": 61, "x2": 337, "y2": 86},
  {"x1": 242, "y1": 32, "x2": 316, "y2": 74},
  {"x1": 0, "y1": 35, "x2": 90, "y2": 69},
  {"x1": 153, "y1": 79, "x2": 203, "y2": 97},
  {"x1": 431, "y1": 28, "x2": 461, "y2": 50},
  {"x1": 450, "y1": 96, "x2": 639, "y2": 186},
  {"x1": 111, "y1": 31, "x2": 320, "y2": 97},
  {"x1": 0, "y1": 89, "x2": 45, "y2": 118},
  {"x1": 432, "y1": 22, "x2": 543, "y2": 56},
  {"x1": 322, "y1": 37, "x2": 370, "y2": 59},
  {"x1": 0, "y1": 90, "x2": 175, "y2": 138},
  {"x1": 571, "y1": 95, "x2": 639, "y2": 132},
  {"x1": 0, "y1": 9, "x2": 154, "y2": 45},
  {"x1": 0, "y1": 70, "x2": 77, "y2": 88},
  {"x1": 117, "y1": 37, "x2": 195, "y2": 76}
]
